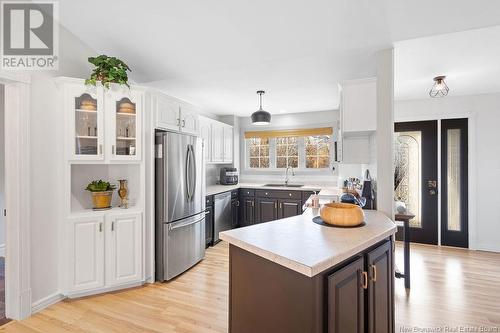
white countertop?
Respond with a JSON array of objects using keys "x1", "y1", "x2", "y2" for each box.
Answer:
[
  {"x1": 206, "y1": 182, "x2": 342, "y2": 196},
  {"x1": 219, "y1": 208, "x2": 396, "y2": 277}
]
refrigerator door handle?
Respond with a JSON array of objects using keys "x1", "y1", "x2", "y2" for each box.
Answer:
[
  {"x1": 169, "y1": 215, "x2": 205, "y2": 231},
  {"x1": 189, "y1": 144, "x2": 197, "y2": 202},
  {"x1": 186, "y1": 145, "x2": 192, "y2": 201}
]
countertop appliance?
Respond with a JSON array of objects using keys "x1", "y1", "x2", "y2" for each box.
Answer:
[
  {"x1": 213, "y1": 191, "x2": 232, "y2": 243},
  {"x1": 155, "y1": 130, "x2": 205, "y2": 282},
  {"x1": 220, "y1": 167, "x2": 238, "y2": 185}
]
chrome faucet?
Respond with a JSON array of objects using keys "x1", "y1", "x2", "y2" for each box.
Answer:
[{"x1": 284, "y1": 166, "x2": 295, "y2": 186}]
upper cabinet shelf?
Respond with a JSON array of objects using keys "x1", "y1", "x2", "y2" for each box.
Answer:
[{"x1": 58, "y1": 78, "x2": 144, "y2": 163}]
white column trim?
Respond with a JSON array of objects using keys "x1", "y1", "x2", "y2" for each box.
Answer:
[{"x1": 2, "y1": 76, "x2": 32, "y2": 320}]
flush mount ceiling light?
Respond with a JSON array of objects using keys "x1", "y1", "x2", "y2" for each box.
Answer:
[
  {"x1": 429, "y1": 75, "x2": 449, "y2": 98},
  {"x1": 251, "y1": 90, "x2": 271, "y2": 125}
]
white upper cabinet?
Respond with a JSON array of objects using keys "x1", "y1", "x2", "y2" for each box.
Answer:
[
  {"x1": 60, "y1": 78, "x2": 144, "y2": 162},
  {"x1": 223, "y1": 124, "x2": 233, "y2": 163},
  {"x1": 65, "y1": 83, "x2": 105, "y2": 160},
  {"x1": 339, "y1": 78, "x2": 377, "y2": 134},
  {"x1": 199, "y1": 116, "x2": 213, "y2": 162},
  {"x1": 211, "y1": 121, "x2": 225, "y2": 163},
  {"x1": 155, "y1": 94, "x2": 181, "y2": 131},
  {"x1": 106, "y1": 86, "x2": 142, "y2": 161},
  {"x1": 180, "y1": 102, "x2": 199, "y2": 135},
  {"x1": 154, "y1": 93, "x2": 200, "y2": 134}
]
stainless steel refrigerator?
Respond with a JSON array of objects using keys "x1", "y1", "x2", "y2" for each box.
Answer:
[{"x1": 155, "y1": 130, "x2": 205, "y2": 281}]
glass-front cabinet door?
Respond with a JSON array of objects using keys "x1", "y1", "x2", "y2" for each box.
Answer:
[
  {"x1": 106, "y1": 87, "x2": 142, "y2": 161},
  {"x1": 68, "y1": 84, "x2": 105, "y2": 160}
]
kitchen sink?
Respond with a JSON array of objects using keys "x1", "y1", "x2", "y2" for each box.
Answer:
[{"x1": 263, "y1": 184, "x2": 304, "y2": 188}]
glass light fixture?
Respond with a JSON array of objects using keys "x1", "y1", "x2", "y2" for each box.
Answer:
[
  {"x1": 429, "y1": 75, "x2": 449, "y2": 98},
  {"x1": 251, "y1": 90, "x2": 271, "y2": 125}
]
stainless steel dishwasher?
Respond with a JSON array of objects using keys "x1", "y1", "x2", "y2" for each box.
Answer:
[{"x1": 214, "y1": 191, "x2": 232, "y2": 243}]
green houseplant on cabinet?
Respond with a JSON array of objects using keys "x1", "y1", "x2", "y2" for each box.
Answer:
[
  {"x1": 85, "y1": 180, "x2": 116, "y2": 210},
  {"x1": 85, "y1": 55, "x2": 131, "y2": 88}
]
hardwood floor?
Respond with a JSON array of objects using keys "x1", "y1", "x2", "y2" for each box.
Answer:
[{"x1": 1, "y1": 242, "x2": 499, "y2": 332}]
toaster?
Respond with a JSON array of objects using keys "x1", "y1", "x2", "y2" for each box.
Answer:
[{"x1": 220, "y1": 167, "x2": 238, "y2": 185}]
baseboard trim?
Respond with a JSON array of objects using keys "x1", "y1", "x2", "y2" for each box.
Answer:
[
  {"x1": 476, "y1": 243, "x2": 500, "y2": 253},
  {"x1": 0, "y1": 244, "x2": 5, "y2": 257},
  {"x1": 31, "y1": 293, "x2": 64, "y2": 314}
]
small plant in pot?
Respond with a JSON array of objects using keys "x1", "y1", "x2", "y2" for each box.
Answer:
[
  {"x1": 85, "y1": 180, "x2": 116, "y2": 210},
  {"x1": 85, "y1": 55, "x2": 131, "y2": 89}
]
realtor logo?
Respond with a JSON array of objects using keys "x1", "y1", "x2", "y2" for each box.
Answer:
[{"x1": 1, "y1": 1, "x2": 59, "y2": 70}]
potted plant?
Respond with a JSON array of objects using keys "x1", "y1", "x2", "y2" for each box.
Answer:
[
  {"x1": 85, "y1": 180, "x2": 116, "y2": 210},
  {"x1": 85, "y1": 55, "x2": 131, "y2": 88}
]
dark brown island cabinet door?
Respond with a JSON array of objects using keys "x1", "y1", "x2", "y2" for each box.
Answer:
[
  {"x1": 328, "y1": 257, "x2": 365, "y2": 333},
  {"x1": 277, "y1": 199, "x2": 302, "y2": 219},
  {"x1": 256, "y1": 198, "x2": 278, "y2": 223},
  {"x1": 239, "y1": 198, "x2": 255, "y2": 227},
  {"x1": 366, "y1": 241, "x2": 393, "y2": 333}
]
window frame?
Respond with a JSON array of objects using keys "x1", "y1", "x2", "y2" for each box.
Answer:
[{"x1": 245, "y1": 135, "x2": 334, "y2": 172}]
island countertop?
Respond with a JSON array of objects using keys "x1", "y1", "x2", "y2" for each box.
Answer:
[{"x1": 219, "y1": 208, "x2": 397, "y2": 277}]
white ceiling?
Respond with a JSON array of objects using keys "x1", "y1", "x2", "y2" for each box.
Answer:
[
  {"x1": 59, "y1": 0, "x2": 500, "y2": 115},
  {"x1": 395, "y1": 25, "x2": 500, "y2": 100}
]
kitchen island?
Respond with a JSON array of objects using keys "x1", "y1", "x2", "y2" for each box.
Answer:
[{"x1": 219, "y1": 208, "x2": 397, "y2": 333}]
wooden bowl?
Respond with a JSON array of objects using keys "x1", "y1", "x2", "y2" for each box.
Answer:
[{"x1": 319, "y1": 203, "x2": 365, "y2": 227}]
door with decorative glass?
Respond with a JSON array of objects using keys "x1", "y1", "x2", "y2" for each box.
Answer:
[
  {"x1": 441, "y1": 118, "x2": 468, "y2": 248},
  {"x1": 106, "y1": 88, "x2": 142, "y2": 161},
  {"x1": 394, "y1": 121, "x2": 438, "y2": 245},
  {"x1": 67, "y1": 84, "x2": 105, "y2": 160}
]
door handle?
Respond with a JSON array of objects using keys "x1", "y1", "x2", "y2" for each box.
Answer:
[
  {"x1": 371, "y1": 264, "x2": 377, "y2": 282},
  {"x1": 111, "y1": 221, "x2": 115, "y2": 232},
  {"x1": 362, "y1": 271, "x2": 368, "y2": 289},
  {"x1": 427, "y1": 180, "x2": 438, "y2": 195},
  {"x1": 186, "y1": 146, "x2": 191, "y2": 200},
  {"x1": 169, "y1": 216, "x2": 205, "y2": 230}
]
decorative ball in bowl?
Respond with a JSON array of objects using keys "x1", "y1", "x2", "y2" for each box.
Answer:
[{"x1": 319, "y1": 203, "x2": 365, "y2": 227}]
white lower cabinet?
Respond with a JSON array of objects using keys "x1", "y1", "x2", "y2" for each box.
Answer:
[
  {"x1": 67, "y1": 216, "x2": 105, "y2": 293},
  {"x1": 105, "y1": 213, "x2": 143, "y2": 286},
  {"x1": 67, "y1": 212, "x2": 143, "y2": 296}
]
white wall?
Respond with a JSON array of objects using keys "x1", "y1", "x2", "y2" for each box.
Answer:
[
  {"x1": 27, "y1": 26, "x2": 96, "y2": 305},
  {"x1": 395, "y1": 92, "x2": 500, "y2": 252},
  {"x1": 0, "y1": 85, "x2": 4, "y2": 256}
]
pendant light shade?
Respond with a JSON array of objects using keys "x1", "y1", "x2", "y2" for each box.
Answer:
[
  {"x1": 429, "y1": 75, "x2": 449, "y2": 98},
  {"x1": 251, "y1": 90, "x2": 271, "y2": 125}
]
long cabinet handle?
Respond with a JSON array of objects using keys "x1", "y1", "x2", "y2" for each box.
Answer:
[
  {"x1": 98, "y1": 144, "x2": 103, "y2": 155},
  {"x1": 177, "y1": 118, "x2": 180, "y2": 126},
  {"x1": 112, "y1": 145, "x2": 115, "y2": 154},
  {"x1": 274, "y1": 202, "x2": 277, "y2": 209},
  {"x1": 182, "y1": 119, "x2": 186, "y2": 128},
  {"x1": 99, "y1": 222, "x2": 102, "y2": 233},
  {"x1": 371, "y1": 264, "x2": 377, "y2": 282},
  {"x1": 362, "y1": 271, "x2": 368, "y2": 289},
  {"x1": 251, "y1": 200, "x2": 254, "y2": 207},
  {"x1": 111, "y1": 221, "x2": 115, "y2": 231}
]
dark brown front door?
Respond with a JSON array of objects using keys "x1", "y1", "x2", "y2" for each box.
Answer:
[{"x1": 395, "y1": 121, "x2": 438, "y2": 245}]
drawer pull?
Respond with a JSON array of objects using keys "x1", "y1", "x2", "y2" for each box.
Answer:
[{"x1": 362, "y1": 271, "x2": 368, "y2": 289}]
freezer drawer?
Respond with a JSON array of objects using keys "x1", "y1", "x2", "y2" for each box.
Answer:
[{"x1": 162, "y1": 213, "x2": 206, "y2": 281}]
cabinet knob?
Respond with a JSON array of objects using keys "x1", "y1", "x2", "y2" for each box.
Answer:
[
  {"x1": 182, "y1": 119, "x2": 186, "y2": 127},
  {"x1": 265, "y1": 192, "x2": 268, "y2": 195},
  {"x1": 289, "y1": 193, "x2": 292, "y2": 196}
]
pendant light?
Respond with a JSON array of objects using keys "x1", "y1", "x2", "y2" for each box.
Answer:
[
  {"x1": 251, "y1": 90, "x2": 271, "y2": 125},
  {"x1": 429, "y1": 75, "x2": 449, "y2": 98}
]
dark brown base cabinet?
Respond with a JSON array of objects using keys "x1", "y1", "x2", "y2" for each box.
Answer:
[
  {"x1": 240, "y1": 188, "x2": 314, "y2": 226},
  {"x1": 229, "y1": 239, "x2": 394, "y2": 333}
]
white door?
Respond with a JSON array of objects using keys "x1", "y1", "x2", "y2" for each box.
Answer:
[
  {"x1": 106, "y1": 86, "x2": 143, "y2": 161},
  {"x1": 180, "y1": 103, "x2": 199, "y2": 135},
  {"x1": 223, "y1": 125, "x2": 233, "y2": 163},
  {"x1": 67, "y1": 215, "x2": 105, "y2": 293},
  {"x1": 199, "y1": 116, "x2": 212, "y2": 162},
  {"x1": 211, "y1": 123, "x2": 224, "y2": 163},
  {"x1": 65, "y1": 83, "x2": 105, "y2": 161},
  {"x1": 106, "y1": 212, "x2": 143, "y2": 286},
  {"x1": 155, "y1": 94, "x2": 180, "y2": 131}
]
